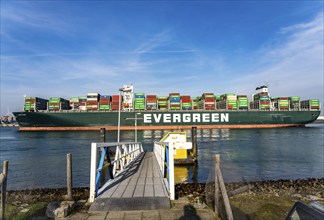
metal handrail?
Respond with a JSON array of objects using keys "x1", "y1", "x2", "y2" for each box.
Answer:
[
  {"x1": 153, "y1": 142, "x2": 175, "y2": 200},
  {"x1": 89, "y1": 142, "x2": 144, "y2": 202}
]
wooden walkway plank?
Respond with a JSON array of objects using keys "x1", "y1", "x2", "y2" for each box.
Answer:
[
  {"x1": 133, "y1": 183, "x2": 145, "y2": 197},
  {"x1": 122, "y1": 184, "x2": 136, "y2": 198},
  {"x1": 144, "y1": 184, "x2": 154, "y2": 197}
]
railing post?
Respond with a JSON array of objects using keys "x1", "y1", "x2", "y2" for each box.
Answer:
[
  {"x1": 67, "y1": 153, "x2": 73, "y2": 200},
  {"x1": 114, "y1": 146, "x2": 118, "y2": 174},
  {"x1": 89, "y1": 143, "x2": 97, "y2": 203},
  {"x1": 100, "y1": 128, "x2": 106, "y2": 142},
  {"x1": 1, "y1": 160, "x2": 8, "y2": 220},
  {"x1": 192, "y1": 126, "x2": 197, "y2": 157},
  {"x1": 161, "y1": 144, "x2": 165, "y2": 176},
  {"x1": 168, "y1": 143, "x2": 175, "y2": 200},
  {"x1": 215, "y1": 154, "x2": 220, "y2": 215}
]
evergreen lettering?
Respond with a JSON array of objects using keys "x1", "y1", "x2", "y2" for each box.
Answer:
[{"x1": 143, "y1": 113, "x2": 229, "y2": 123}]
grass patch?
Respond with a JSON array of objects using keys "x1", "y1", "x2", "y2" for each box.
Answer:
[
  {"x1": 5, "y1": 202, "x2": 47, "y2": 220},
  {"x1": 229, "y1": 194, "x2": 302, "y2": 220}
]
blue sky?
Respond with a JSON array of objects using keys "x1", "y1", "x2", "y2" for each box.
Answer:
[{"x1": 1, "y1": 1, "x2": 323, "y2": 115}]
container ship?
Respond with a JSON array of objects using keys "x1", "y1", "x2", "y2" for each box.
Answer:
[{"x1": 13, "y1": 85, "x2": 321, "y2": 131}]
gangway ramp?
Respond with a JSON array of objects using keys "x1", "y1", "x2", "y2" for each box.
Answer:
[{"x1": 89, "y1": 144, "x2": 171, "y2": 211}]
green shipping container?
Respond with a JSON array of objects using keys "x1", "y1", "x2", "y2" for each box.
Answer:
[
  {"x1": 309, "y1": 100, "x2": 320, "y2": 106},
  {"x1": 289, "y1": 96, "x2": 300, "y2": 101}
]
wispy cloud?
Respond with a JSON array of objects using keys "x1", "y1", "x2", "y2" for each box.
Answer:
[
  {"x1": 225, "y1": 12, "x2": 323, "y2": 101},
  {"x1": 134, "y1": 30, "x2": 172, "y2": 54},
  {"x1": 1, "y1": 3, "x2": 69, "y2": 34}
]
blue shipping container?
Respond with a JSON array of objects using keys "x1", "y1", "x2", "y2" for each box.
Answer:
[{"x1": 170, "y1": 97, "x2": 181, "y2": 102}]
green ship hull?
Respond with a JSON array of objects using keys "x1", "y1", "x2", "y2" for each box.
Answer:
[{"x1": 13, "y1": 110, "x2": 321, "y2": 131}]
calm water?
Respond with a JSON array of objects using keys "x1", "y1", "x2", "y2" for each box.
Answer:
[{"x1": 0, "y1": 124, "x2": 323, "y2": 190}]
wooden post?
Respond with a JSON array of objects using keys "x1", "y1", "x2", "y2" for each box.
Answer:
[
  {"x1": 67, "y1": 154, "x2": 72, "y2": 200},
  {"x1": 89, "y1": 143, "x2": 98, "y2": 203},
  {"x1": 100, "y1": 128, "x2": 106, "y2": 143},
  {"x1": 214, "y1": 154, "x2": 220, "y2": 215},
  {"x1": 215, "y1": 154, "x2": 233, "y2": 220},
  {"x1": 191, "y1": 127, "x2": 197, "y2": 157},
  {"x1": 1, "y1": 160, "x2": 8, "y2": 220}
]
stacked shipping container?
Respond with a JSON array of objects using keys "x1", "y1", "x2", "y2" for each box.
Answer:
[
  {"x1": 289, "y1": 97, "x2": 300, "y2": 110},
  {"x1": 158, "y1": 96, "x2": 168, "y2": 110},
  {"x1": 217, "y1": 94, "x2": 237, "y2": 110},
  {"x1": 237, "y1": 95, "x2": 248, "y2": 110},
  {"x1": 69, "y1": 97, "x2": 79, "y2": 110},
  {"x1": 86, "y1": 93, "x2": 99, "y2": 111},
  {"x1": 134, "y1": 93, "x2": 145, "y2": 110},
  {"x1": 181, "y1": 96, "x2": 192, "y2": 110},
  {"x1": 273, "y1": 97, "x2": 289, "y2": 110},
  {"x1": 24, "y1": 97, "x2": 48, "y2": 112},
  {"x1": 250, "y1": 93, "x2": 271, "y2": 110},
  {"x1": 78, "y1": 96, "x2": 87, "y2": 111},
  {"x1": 49, "y1": 97, "x2": 70, "y2": 111},
  {"x1": 191, "y1": 98, "x2": 198, "y2": 110},
  {"x1": 99, "y1": 95, "x2": 111, "y2": 110},
  {"x1": 146, "y1": 95, "x2": 157, "y2": 110},
  {"x1": 169, "y1": 93, "x2": 181, "y2": 110},
  {"x1": 300, "y1": 100, "x2": 320, "y2": 110},
  {"x1": 199, "y1": 93, "x2": 216, "y2": 110},
  {"x1": 111, "y1": 95, "x2": 122, "y2": 110}
]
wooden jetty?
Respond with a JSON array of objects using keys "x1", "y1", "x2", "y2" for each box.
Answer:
[
  {"x1": 89, "y1": 141, "x2": 175, "y2": 211},
  {"x1": 89, "y1": 152, "x2": 170, "y2": 211}
]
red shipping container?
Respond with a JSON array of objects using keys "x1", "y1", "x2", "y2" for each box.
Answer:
[
  {"x1": 86, "y1": 101, "x2": 98, "y2": 105},
  {"x1": 100, "y1": 101, "x2": 110, "y2": 104},
  {"x1": 100, "y1": 98, "x2": 111, "y2": 102},
  {"x1": 205, "y1": 105, "x2": 215, "y2": 110},
  {"x1": 181, "y1": 96, "x2": 191, "y2": 102},
  {"x1": 204, "y1": 98, "x2": 215, "y2": 102},
  {"x1": 111, "y1": 95, "x2": 122, "y2": 101}
]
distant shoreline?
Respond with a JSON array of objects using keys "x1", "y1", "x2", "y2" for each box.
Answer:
[{"x1": 0, "y1": 123, "x2": 19, "y2": 127}]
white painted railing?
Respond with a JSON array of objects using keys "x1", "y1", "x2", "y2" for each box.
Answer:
[
  {"x1": 89, "y1": 142, "x2": 143, "y2": 202},
  {"x1": 153, "y1": 142, "x2": 175, "y2": 200}
]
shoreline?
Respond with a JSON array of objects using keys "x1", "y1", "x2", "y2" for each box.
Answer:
[
  {"x1": 4, "y1": 178, "x2": 323, "y2": 219},
  {"x1": 6, "y1": 178, "x2": 323, "y2": 203}
]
